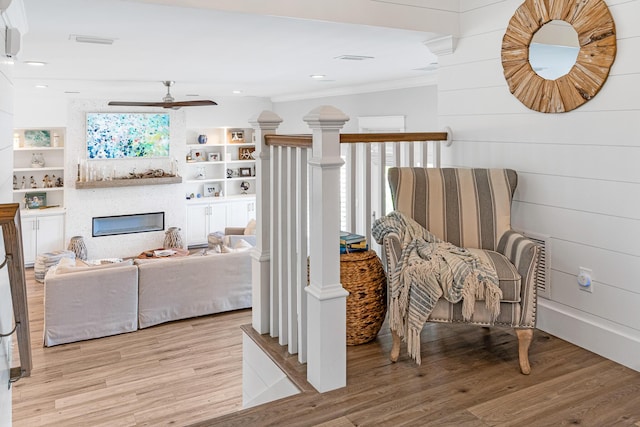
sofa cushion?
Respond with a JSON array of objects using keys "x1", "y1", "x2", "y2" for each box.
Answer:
[
  {"x1": 467, "y1": 248, "x2": 521, "y2": 303},
  {"x1": 52, "y1": 258, "x2": 134, "y2": 275}
]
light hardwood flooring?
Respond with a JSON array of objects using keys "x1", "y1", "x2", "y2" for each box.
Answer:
[{"x1": 12, "y1": 268, "x2": 640, "y2": 426}]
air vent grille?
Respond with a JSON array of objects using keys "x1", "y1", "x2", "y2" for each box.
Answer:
[
  {"x1": 521, "y1": 231, "x2": 551, "y2": 299},
  {"x1": 335, "y1": 55, "x2": 374, "y2": 61}
]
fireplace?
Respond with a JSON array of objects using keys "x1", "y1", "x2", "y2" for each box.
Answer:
[{"x1": 92, "y1": 212, "x2": 165, "y2": 237}]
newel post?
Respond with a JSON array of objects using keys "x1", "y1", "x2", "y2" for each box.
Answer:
[
  {"x1": 249, "y1": 111, "x2": 283, "y2": 334},
  {"x1": 304, "y1": 105, "x2": 349, "y2": 392}
]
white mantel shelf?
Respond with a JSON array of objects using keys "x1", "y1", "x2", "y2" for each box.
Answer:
[{"x1": 75, "y1": 176, "x2": 182, "y2": 189}]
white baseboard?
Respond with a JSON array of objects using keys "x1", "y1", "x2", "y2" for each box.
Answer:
[{"x1": 537, "y1": 299, "x2": 640, "y2": 372}]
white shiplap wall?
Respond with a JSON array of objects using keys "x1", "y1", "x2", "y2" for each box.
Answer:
[
  {"x1": 0, "y1": 27, "x2": 15, "y2": 427},
  {"x1": 440, "y1": 0, "x2": 640, "y2": 371}
]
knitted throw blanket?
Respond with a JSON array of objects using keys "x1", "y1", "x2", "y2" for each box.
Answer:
[{"x1": 372, "y1": 211, "x2": 502, "y2": 364}]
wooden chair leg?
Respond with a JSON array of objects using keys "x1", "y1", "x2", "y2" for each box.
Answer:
[
  {"x1": 515, "y1": 328, "x2": 533, "y2": 375},
  {"x1": 390, "y1": 330, "x2": 401, "y2": 362}
]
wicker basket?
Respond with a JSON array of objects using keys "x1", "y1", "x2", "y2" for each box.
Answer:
[{"x1": 340, "y1": 250, "x2": 387, "y2": 345}]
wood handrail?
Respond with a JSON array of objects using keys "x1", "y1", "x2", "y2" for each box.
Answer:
[
  {"x1": 340, "y1": 132, "x2": 449, "y2": 143},
  {"x1": 265, "y1": 134, "x2": 312, "y2": 148},
  {"x1": 265, "y1": 132, "x2": 449, "y2": 148},
  {"x1": 0, "y1": 203, "x2": 32, "y2": 385}
]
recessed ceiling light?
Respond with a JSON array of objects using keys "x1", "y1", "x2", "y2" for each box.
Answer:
[
  {"x1": 64, "y1": 91, "x2": 81, "y2": 94},
  {"x1": 185, "y1": 94, "x2": 200, "y2": 97},
  {"x1": 24, "y1": 61, "x2": 47, "y2": 66},
  {"x1": 69, "y1": 34, "x2": 115, "y2": 45},
  {"x1": 35, "y1": 84, "x2": 48, "y2": 89},
  {"x1": 310, "y1": 74, "x2": 326, "y2": 79},
  {"x1": 232, "y1": 90, "x2": 242, "y2": 94},
  {"x1": 335, "y1": 55, "x2": 374, "y2": 61}
]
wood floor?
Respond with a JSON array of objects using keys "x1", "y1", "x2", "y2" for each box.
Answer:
[{"x1": 12, "y1": 268, "x2": 640, "y2": 426}]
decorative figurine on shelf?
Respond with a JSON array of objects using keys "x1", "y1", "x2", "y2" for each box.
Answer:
[
  {"x1": 240, "y1": 181, "x2": 250, "y2": 194},
  {"x1": 31, "y1": 153, "x2": 45, "y2": 168},
  {"x1": 13, "y1": 175, "x2": 17, "y2": 190},
  {"x1": 196, "y1": 166, "x2": 206, "y2": 180},
  {"x1": 21, "y1": 176, "x2": 26, "y2": 189},
  {"x1": 226, "y1": 168, "x2": 233, "y2": 179},
  {"x1": 198, "y1": 134, "x2": 208, "y2": 144},
  {"x1": 30, "y1": 176, "x2": 37, "y2": 188},
  {"x1": 55, "y1": 176, "x2": 63, "y2": 187}
]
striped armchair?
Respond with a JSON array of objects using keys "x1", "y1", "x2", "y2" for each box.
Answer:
[{"x1": 382, "y1": 167, "x2": 540, "y2": 374}]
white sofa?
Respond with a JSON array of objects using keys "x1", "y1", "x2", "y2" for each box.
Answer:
[
  {"x1": 44, "y1": 259, "x2": 139, "y2": 346},
  {"x1": 43, "y1": 250, "x2": 252, "y2": 346},
  {"x1": 136, "y1": 251, "x2": 252, "y2": 328}
]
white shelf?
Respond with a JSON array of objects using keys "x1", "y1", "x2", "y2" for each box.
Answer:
[
  {"x1": 13, "y1": 166, "x2": 64, "y2": 172},
  {"x1": 186, "y1": 161, "x2": 224, "y2": 165},
  {"x1": 226, "y1": 177, "x2": 255, "y2": 181},
  {"x1": 226, "y1": 160, "x2": 255, "y2": 165},
  {"x1": 14, "y1": 146, "x2": 64, "y2": 151},
  {"x1": 186, "y1": 143, "x2": 226, "y2": 148},
  {"x1": 13, "y1": 187, "x2": 64, "y2": 194},
  {"x1": 184, "y1": 178, "x2": 226, "y2": 184}
]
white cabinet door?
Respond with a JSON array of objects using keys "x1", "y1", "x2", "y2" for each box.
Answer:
[
  {"x1": 226, "y1": 199, "x2": 255, "y2": 228},
  {"x1": 20, "y1": 216, "x2": 38, "y2": 265},
  {"x1": 36, "y1": 214, "x2": 65, "y2": 254},
  {"x1": 208, "y1": 203, "x2": 226, "y2": 234},
  {"x1": 20, "y1": 213, "x2": 65, "y2": 266},
  {"x1": 186, "y1": 204, "x2": 209, "y2": 247},
  {"x1": 185, "y1": 198, "x2": 256, "y2": 247}
]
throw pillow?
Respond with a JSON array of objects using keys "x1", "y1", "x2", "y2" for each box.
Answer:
[{"x1": 244, "y1": 219, "x2": 257, "y2": 235}]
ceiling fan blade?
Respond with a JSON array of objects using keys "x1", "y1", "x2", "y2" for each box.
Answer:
[
  {"x1": 108, "y1": 82, "x2": 218, "y2": 108},
  {"x1": 107, "y1": 101, "x2": 168, "y2": 107},
  {"x1": 166, "y1": 100, "x2": 218, "y2": 107},
  {"x1": 108, "y1": 100, "x2": 217, "y2": 108}
]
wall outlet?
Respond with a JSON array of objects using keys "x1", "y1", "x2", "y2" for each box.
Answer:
[{"x1": 577, "y1": 267, "x2": 593, "y2": 293}]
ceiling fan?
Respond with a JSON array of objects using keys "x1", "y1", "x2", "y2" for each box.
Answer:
[{"x1": 108, "y1": 81, "x2": 217, "y2": 109}]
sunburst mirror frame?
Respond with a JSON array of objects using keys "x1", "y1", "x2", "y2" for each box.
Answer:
[{"x1": 501, "y1": 0, "x2": 616, "y2": 113}]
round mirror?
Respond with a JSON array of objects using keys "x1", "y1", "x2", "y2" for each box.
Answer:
[
  {"x1": 529, "y1": 20, "x2": 579, "y2": 80},
  {"x1": 501, "y1": 0, "x2": 616, "y2": 113}
]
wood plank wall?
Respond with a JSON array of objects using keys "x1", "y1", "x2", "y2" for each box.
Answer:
[
  {"x1": 439, "y1": 0, "x2": 640, "y2": 371},
  {"x1": 0, "y1": 38, "x2": 16, "y2": 425}
]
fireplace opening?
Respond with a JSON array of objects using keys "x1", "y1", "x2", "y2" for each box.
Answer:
[{"x1": 92, "y1": 212, "x2": 165, "y2": 237}]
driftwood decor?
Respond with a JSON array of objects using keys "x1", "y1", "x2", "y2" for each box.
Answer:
[{"x1": 501, "y1": 0, "x2": 616, "y2": 113}]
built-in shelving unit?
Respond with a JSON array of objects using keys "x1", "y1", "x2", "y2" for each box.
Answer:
[
  {"x1": 12, "y1": 128, "x2": 67, "y2": 266},
  {"x1": 12, "y1": 128, "x2": 66, "y2": 210},
  {"x1": 184, "y1": 127, "x2": 256, "y2": 200},
  {"x1": 183, "y1": 127, "x2": 256, "y2": 247}
]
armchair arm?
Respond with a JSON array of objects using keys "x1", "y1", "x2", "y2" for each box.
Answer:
[
  {"x1": 381, "y1": 232, "x2": 402, "y2": 274},
  {"x1": 497, "y1": 230, "x2": 540, "y2": 327}
]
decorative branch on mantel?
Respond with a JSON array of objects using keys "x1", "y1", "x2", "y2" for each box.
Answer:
[{"x1": 75, "y1": 176, "x2": 182, "y2": 189}]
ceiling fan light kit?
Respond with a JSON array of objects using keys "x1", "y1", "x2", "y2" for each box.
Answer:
[{"x1": 108, "y1": 81, "x2": 217, "y2": 109}]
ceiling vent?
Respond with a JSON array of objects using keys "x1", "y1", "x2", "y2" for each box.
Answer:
[
  {"x1": 335, "y1": 55, "x2": 374, "y2": 61},
  {"x1": 69, "y1": 34, "x2": 115, "y2": 45}
]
